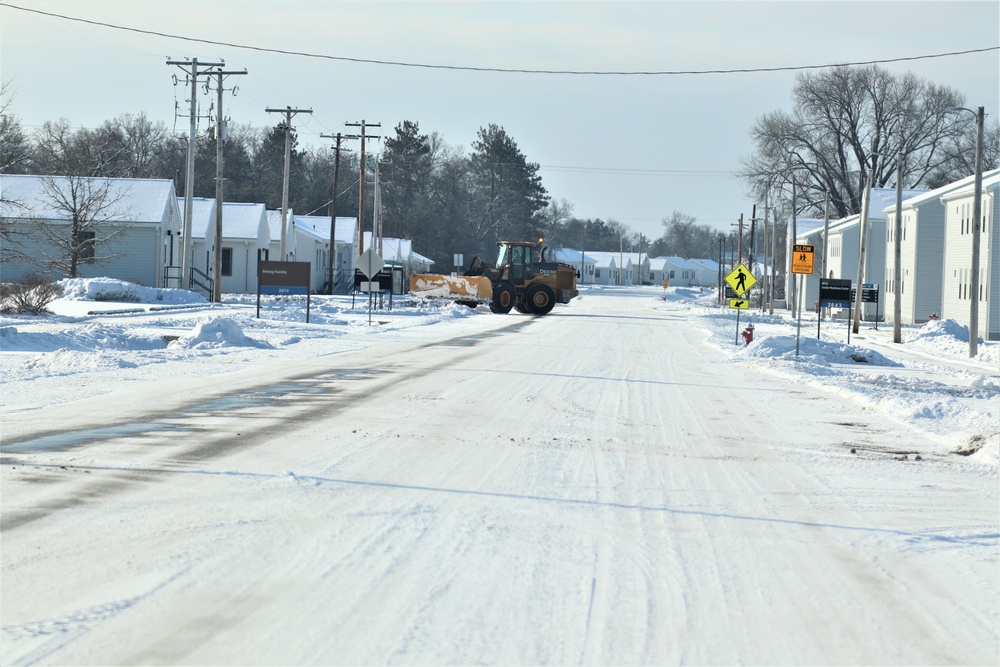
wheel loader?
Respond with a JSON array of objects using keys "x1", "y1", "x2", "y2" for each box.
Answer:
[{"x1": 408, "y1": 240, "x2": 579, "y2": 315}]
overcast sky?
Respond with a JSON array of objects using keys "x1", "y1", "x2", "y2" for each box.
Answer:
[{"x1": 2, "y1": 1, "x2": 997, "y2": 241}]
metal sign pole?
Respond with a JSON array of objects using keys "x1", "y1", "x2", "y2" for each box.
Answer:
[{"x1": 795, "y1": 275, "x2": 803, "y2": 356}]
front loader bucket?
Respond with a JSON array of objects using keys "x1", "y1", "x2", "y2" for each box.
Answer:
[{"x1": 409, "y1": 274, "x2": 493, "y2": 300}]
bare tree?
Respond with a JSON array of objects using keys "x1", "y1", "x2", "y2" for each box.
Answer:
[
  {"x1": 92, "y1": 112, "x2": 172, "y2": 178},
  {"x1": 30, "y1": 176, "x2": 132, "y2": 278},
  {"x1": 740, "y1": 65, "x2": 972, "y2": 219},
  {"x1": 1, "y1": 82, "x2": 30, "y2": 175}
]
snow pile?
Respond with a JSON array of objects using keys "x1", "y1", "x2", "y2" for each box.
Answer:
[
  {"x1": 169, "y1": 317, "x2": 271, "y2": 349},
  {"x1": 0, "y1": 323, "x2": 167, "y2": 353},
  {"x1": 59, "y1": 277, "x2": 208, "y2": 306},
  {"x1": 741, "y1": 334, "x2": 900, "y2": 366},
  {"x1": 907, "y1": 318, "x2": 997, "y2": 365}
]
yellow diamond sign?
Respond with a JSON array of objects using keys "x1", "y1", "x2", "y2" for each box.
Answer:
[{"x1": 725, "y1": 263, "x2": 757, "y2": 296}]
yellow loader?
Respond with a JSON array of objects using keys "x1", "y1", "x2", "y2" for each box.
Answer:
[{"x1": 409, "y1": 240, "x2": 579, "y2": 315}]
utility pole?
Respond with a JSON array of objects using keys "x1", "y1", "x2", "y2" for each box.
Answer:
[
  {"x1": 345, "y1": 120, "x2": 381, "y2": 255},
  {"x1": 208, "y1": 66, "x2": 247, "y2": 303},
  {"x1": 320, "y1": 132, "x2": 354, "y2": 294},
  {"x1": 166, "y1": 58, "x2": 224, "y2": 289},
  {"x1": 265, "y1": 107, "x2": 313, "y2": 260},
  {"x1": 760, "y1": 200, "x2": 770, "y2": 314},
  {"x1": 892, "y1": 153, "x2": 903, "y2": 343},
  {"x1": 819, "y1": 188, "x2": 829, "y2": 331},
  {"x1": 852, "y1": 158, "x2": 877, "y2": 335},
  {"x1": 737, "y1": 213, "x2": 745, "y2": 264},
  {"x1": 969, "y1": 106, "x2": 985, "y2": 358},
  {"x1": 769, "y1": 194, "x2": 777, "y2": 315},
  {"x1": 945, "y1": 105, "x2": 985, "y2": 357}
]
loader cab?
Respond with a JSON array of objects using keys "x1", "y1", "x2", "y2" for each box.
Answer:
[{"x1": 495, "y1": 241, "x2": 534, "y2": 286}]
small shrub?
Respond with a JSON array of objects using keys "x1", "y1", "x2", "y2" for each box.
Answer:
[{"x1": 0, "y1": 274, "x2": 62, "y2": 314}]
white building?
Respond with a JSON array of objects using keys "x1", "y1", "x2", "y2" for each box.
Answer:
[
  {"x1": 687, "y1": 258, "x2": 721, "y2": 287},
  {"x1": 881, "y1": 171, "x2": 996, "y2": 325},
  {"x1": 939, "y1": 170, "x2": 999, "y2": 341},
  {"x1": 583, "y1": 251, "x2": 628, "y2": 285},
  {"x1": 821, "y1": 188, "x2": 926, "y2": 319},
  {"x1": 188, "y1": 200, "x2": 270, "y2": 294},
  {"x1": 1, "y1": 174, "x2": 182, "y2": 287},
  {"x1": 553, "y1": 248, "x2": 598, "y2": 285}
]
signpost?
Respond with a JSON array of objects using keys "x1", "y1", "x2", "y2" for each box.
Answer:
[
  {"x1": 790, "y1": 245, "x2": 814, "y2": 356},
  {"x1": 724, "y1": 263, "x2": 757, "y2": 345},
  {"x1": 819, "y1": 278, "x2": 852, "y2": 343},
  {"x1": 851, "y1": 284, "x2": 881, "y2": 331},
  {"x1": 357, "y1": 248, "x2": 385, "y2": 325},
  {"x1": 791, "y1": 244, "x2": 815, "y2": 275},
  {"x1": 257, "y1": 261, "x2": 312, "y2": 322}
]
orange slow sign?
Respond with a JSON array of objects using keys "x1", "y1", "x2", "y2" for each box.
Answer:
[{"x1": 791, "y1": 244, "x2": 815, "y2": 274}]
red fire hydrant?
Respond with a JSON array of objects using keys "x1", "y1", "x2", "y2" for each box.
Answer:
[{"x1": 741, "y1": 323, "x2": 755, "y2": 346}]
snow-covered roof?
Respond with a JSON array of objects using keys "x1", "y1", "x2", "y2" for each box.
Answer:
[
  {"x1": 939, "y1": 169, "x2": 1000, "y2": 201},
  {"x1": 887, "y1": 169, "x2": 999, "y2": 212},
  {"x1": 178, "y1": 198, "x2": 267, "y2": 240},
  {"x1": 2, "y1": 174, "x2": 177, "y2": 223},
  {"x1": 869, "y1": 187, "x2": 928, "y2": 215},
  {"x1": 795, "y1": 219, "x2": 826, "y2": 241},
  {"x1": 295, "y1": 215, "x2": 357, "y2": 244},
  {"x1": 583, "y1": 251, "x2": 624, "y2": 267},
  {"x1": 179, "y1": 197, "x2": 216, "y2": 238},
  {"x1": 688, "y1": 258, "x2": 720, "y2": 271},
  {"x1": 652, "y1": 256, "x2": 701, "y2": 270},
  {"x1": 363, "y1": 233, "x2": 414, "y2": 262},
  {"x1": 193, "y1": 202, "x2": 266, "y2": 240},
  {"x1": 553, "y1": 248, "x2": 597, "y2": 264}
]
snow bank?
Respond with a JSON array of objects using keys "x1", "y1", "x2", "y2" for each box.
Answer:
[
  {"x1": 59, "y1": 278, "x2": 208, "y2": 306},
  {"x1": 741, "y1": 334, "x2": 901, "y2": 367}
]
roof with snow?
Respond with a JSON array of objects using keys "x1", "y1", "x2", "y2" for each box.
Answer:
[
  {"x1": 887, "y1": 169, "x2": 999, "y2": 211},
  {"x1": 688, "y1": 258, "x2": 720, "y2": 271},
  {"x1": 651, "y1": 256, "x2": 702, "y2": 270},
  {"x1": 553, "y1": 248, "x2": 597, "y2": 264},
  {"x1": 2, "y1": 174, "x2": 178, "y2": 223},
  {"x1": 939, "y1": 169, "x2": 1000, "y2": 200},
  {"x1": 582, "y1": 251, "x2": 626, "y2": 267},
  {"x1": 294, "y1": 215, "x2": 357, "y2": 244}
]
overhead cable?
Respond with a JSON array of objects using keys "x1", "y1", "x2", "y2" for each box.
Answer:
[{"x1": 3, "y1": 2, "x2": 997, "y2": 76}]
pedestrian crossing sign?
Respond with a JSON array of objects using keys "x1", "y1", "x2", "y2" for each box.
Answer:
[
  {"x1": 729, "y1": 298, "x2": 749, "y2": 310},
  {"x1": 724, "y1": 263, "x2": 756, "y2": 296}
]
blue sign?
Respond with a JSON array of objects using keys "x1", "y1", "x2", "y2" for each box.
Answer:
[{"x1": 260, "y1": 285, "x2": 308, "y2": 295}]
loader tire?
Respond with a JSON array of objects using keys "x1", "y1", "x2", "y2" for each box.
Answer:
[
  {"x1": 490, "y1": 281, "x2": 516, "y2": 313},
  {"x1": 525, "y1": 282, "x2": 556, "y2": 315}
]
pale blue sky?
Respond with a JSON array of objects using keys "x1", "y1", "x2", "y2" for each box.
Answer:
[{"x1": 2, "y1": 1, "x2": 997, "y2": 240}]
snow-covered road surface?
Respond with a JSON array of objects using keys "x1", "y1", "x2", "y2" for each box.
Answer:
[{"x1": 2, "y1": 287, "x2": 997, "y2": 665}]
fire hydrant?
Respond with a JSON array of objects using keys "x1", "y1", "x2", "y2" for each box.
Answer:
[{"x1": 741, "y1": 323, "x2": 755, "y2": 346}]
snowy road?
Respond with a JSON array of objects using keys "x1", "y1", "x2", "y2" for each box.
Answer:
[{"x1": 2, "y1": 289, "x2": 997, "y2": 665}]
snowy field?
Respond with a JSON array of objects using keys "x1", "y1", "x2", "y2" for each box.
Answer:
[{"x1": 1, "y1": 278, "x2": 997, "y2": 665}]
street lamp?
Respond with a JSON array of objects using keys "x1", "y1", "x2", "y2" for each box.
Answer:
[{"x1": 946, "y1": 106, "x2": 985, "y2": 358}]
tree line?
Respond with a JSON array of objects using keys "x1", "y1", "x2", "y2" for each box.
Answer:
[{"x1": 3, "y1": 64, "x2": 997, "y2": 275}]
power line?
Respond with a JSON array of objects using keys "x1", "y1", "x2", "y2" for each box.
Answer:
[
  {"x1": 3, "y1": 2, "x2": 998, "y2": 76},
  {"x1": 540, "y1": 165, "x2": 736, "y2": 176}
]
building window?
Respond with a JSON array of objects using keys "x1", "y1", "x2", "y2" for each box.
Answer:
[
  {"x1": 595, "y1": 269, "x2": 601, "y2": 278},
  {"x1": 74, "y1": 230, "x2": 96, "y2": 263},
  {"x1": 221, "y1": 247, "x2": 233, "y2": 277}
]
